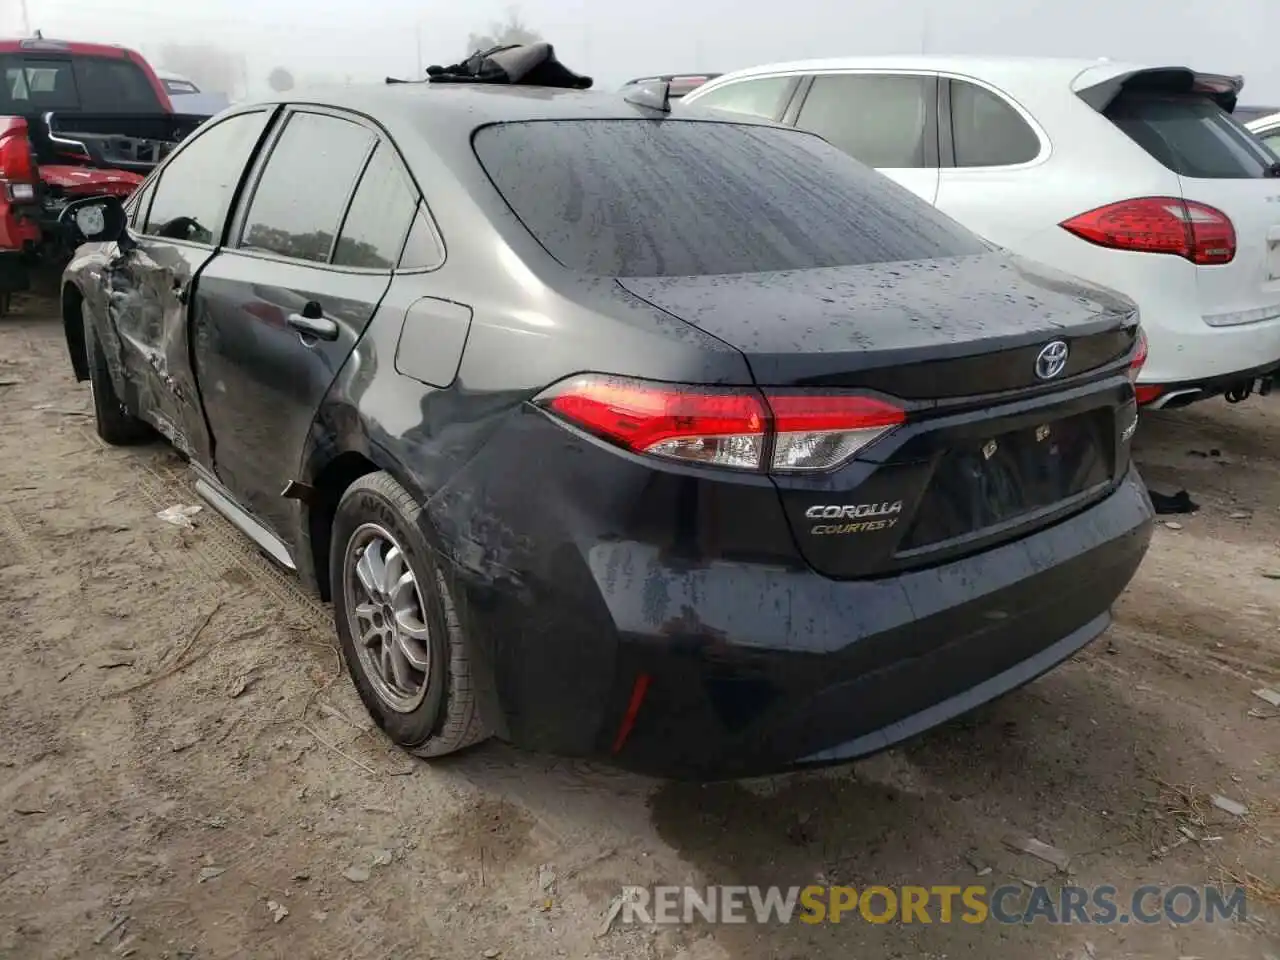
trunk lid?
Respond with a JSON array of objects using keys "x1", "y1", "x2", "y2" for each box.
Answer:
[
  {"x1": 616, "y1": 252, "x2": 1137, "y2": 394},
  {"x1": 620, "y1": 253, "x2": 1141, "y2": 579}
]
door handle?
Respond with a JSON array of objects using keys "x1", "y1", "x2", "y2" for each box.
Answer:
[
  {"x1": 287, "y1": 310, "x2": 338, "y2": 341},
  {"x1": 172, "y1": 279, "x2": 189, "y2": 305}
]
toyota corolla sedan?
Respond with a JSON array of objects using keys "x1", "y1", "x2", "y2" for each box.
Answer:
[{"x1": 57, "y1": 70, "x2": 1154, "y2": 779}]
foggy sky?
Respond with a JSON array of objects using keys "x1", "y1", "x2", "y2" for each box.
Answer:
[{"x1": 8, "y1": 0, "x2": 1279, "y2": 103}]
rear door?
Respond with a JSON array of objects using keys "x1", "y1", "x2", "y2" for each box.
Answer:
[
  {"x1": 1102, "y1": 85, "x2": 1280, "y2": 327},
  {"x1": 193, "y1": 107, "x2": 419, "y2": 540},
  {"x1": 933, "y1": 76, "x2": 1048, "y2": 246},
  {"x1": 104, "y1": 107, "x2": 273, "y2": 462},
  {"x1": 790, "y1": 71, "x2": 940, "y2": 204}
]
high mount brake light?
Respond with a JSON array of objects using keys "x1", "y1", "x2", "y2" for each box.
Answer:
[
  {"x1": 1061, "y1": 198, "x2": 1236, "y2": 266},
  {"x1": 536, "y1": 375, "x2": 906, "y2": 473}
]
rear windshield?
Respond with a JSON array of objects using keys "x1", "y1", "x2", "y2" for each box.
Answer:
[
  {"x1": 472, "y1": 119, "x2": 988, "y2": 277},
  {"x1": 0, "y1": 54, "x2": 164, "y2": 114},
  {"x1": 1106, "y1": 93, "x2": 1280, "y2": 179}
]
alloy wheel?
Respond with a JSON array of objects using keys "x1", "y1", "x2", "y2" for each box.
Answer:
[{"x1": 342, "y1": 522, "x2": 432, "y2": 713}]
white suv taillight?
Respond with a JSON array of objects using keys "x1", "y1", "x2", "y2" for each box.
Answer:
[{"x1": 1061, "y1": 197, "x2": 1236, "y2": 266}]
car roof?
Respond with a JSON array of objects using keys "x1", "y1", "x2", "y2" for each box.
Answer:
[
  {"x1": 250, "y1": 80, "x2": 772, "y2": 132},
  {"x1": 697, "y1": 54, "x2": 1221, "y2": 96},
  {"x1": 1247, "y1": 111, "x2": 1280, "y2": 131},
  {"x1": 0, "y1": 36, "x2": 142, "y2": 59}
]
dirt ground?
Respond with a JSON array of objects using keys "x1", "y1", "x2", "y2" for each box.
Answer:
[{"x1": 0, "y1": 292, "x2": 1276, "y2": 960}]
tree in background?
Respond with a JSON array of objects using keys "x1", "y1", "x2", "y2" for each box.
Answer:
[
  {"x1": 466, "y1": 7, "x2": 541, "y2": 55},
  {"x1": 157, "y1": 43, "x2": 247, "y2": 98},
  {"x1": 267, "y1": 67, "x2": 295, "y2": 93}
]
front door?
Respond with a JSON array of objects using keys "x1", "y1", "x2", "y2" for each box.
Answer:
[
  {"x1": 103, "y1": 108, "x2": 275, "y2": 465},
  {"x1": 193, "y1": 109, "x2": 420, "y2": 542},
  {"x1": 107, "y1": 236, "x2": 215, "y2": 461}
]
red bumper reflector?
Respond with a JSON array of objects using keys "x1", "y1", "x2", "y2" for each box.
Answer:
[
  {"x1": 611, "y1": 673, "x2": 652, "y2": 755},
  {"x1": 1135, "y1": 385, "x2": 1164, "y2": 406}
]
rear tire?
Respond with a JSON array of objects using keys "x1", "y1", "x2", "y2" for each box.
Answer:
[
  {"x1": 84, "y1": 306, "x2": 151, "y2": 446},
  {"x1": 330, "y1": 471, "x2": 491, "y2": 758},
  {"x1": 0, "y1": 293, "x2": 11, "y2": 318}
]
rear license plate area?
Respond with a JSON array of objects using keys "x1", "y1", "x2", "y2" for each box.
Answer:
[{"x1": 898, "y1": 411, "x2": 1113, "y2": 551}]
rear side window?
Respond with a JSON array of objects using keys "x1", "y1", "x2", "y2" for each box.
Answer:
[
  {"x1": 689, "y1": 76, "x2": 795, "y2": 120},
  {"x1": 0, "y1": 55, "x2": 163, "y2": 113},
  {"x1": 333, "y1": 143, "x2": 417, "y2": 270},
  {"x1": 143, "y1": 110, "x2": 269, "y2": 244},
  {"x1": 1106, "y1": 93, "x2": 1280, "y2": 179},
  {"x1": 795, "y1": 74, "x2": 931, "y2": 168},
  {"x1": 1260, "y1": 129, "x2": 1280, "y2": 155},
  {"x1": 473, "y1": 119, "x2": 987, "y2": 278},
  {"x1": 240, "y1": 111, "x2": 374, "y2": 263},
  {"x1": 398, "y1": 204, "x2": 444, "y2": 270},
  {"x1": 949, "y1": 80, "x2": 1040, "y2": 167}
]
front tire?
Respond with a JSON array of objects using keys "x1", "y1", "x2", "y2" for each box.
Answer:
[
  {"x1": 330, "y1": 471, "x2": 490, "y2": 758},
  {"x1": 84, "y1": 306, "x2": 151, "y2": 446}
]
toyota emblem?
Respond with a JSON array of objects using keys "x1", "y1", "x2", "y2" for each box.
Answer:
[{"x1": 1034, "y1": 340, "x2": 1069, "y2": 380}]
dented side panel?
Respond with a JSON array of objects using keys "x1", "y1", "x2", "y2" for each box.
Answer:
[
  {"x1": 105, "y1": 237, "x2": 216, "y2": 463},
  {"x1": 192, "y1": 251, "x2": 392, "y2": 541}
]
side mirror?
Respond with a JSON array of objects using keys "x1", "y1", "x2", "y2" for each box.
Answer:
[{"x1": 59, "y1": 195, "x2": 132, "y2": 251}]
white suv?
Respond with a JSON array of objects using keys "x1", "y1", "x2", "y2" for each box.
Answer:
[
  {"x1": 1248, "y1": 112, "x2": 1280, "y2": 155},
  {"x1": 683, "y1": 57, "x2": 1280, "y2": 409}
]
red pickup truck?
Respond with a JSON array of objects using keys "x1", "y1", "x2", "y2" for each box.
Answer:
[{"x1": 0, "y1": 36, "x2": 204, "y2": 315}]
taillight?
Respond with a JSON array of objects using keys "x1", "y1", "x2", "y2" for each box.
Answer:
[
  {"x1": 1128, "y1": 328, "x2": 1148, "y2": 384},
  {"x1": 536, "y1": 375, "x2": 906, "y2": 473},
  {"x1": 539, "y1": 376, "x2": 767, "y2": 470},
  {"x1": 0, "y1": 117, "x2": 36, "y2": 202},
  {"x1": 1127, "y1": 328, "x2": 1162, "y2": 404},
  {"x1": 765, "y1": 393, "x2": 905, "y2": 472},
  {"x1": 1060, "y1": 197, "x2": 1236, "y2": 266}
]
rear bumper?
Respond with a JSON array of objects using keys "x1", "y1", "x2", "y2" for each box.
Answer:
[
  {"x1": 0, "y1": 201, "x2": 39, "y2": 292},
  {"x1": 445, "y1": 464, "x2": 1153, "y2": 779},
  {"x1": 1139, "y1": 356, "x2": 1280, "y2": 408},
  {"x1": 0, "y1": 248, "x2": 30, "y2": 295}
]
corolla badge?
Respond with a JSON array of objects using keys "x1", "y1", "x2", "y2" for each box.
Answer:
[{"x1": 1034, "y1": 340, "x2": 1069, "y2": 380}]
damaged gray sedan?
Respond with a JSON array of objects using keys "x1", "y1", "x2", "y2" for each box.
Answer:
[{"x1": 55, "y1": 51, "x2": 1152, "y2": 778}]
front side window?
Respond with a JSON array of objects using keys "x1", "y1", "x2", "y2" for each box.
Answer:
[
  {"x1": 239, "y1": 111, "x2": 374, "y2": 263},
  {"x1": 143, "y1": 110, "x2": 270, "y2": 245},
  {"x1": 689, "y1": 76, "x2": 795, "y2": 120},
  {"x1": 474, "y1": 119, "x2": 986, "y2": 278},
  {"x1": 332, "y1": 143, "x2": 417, "y2": 270},
  {"x1": 1261, "y1": 130, "x2": 1280, "y2": 155},
  {"x1": 950, "y1": 80, "x2": 1041, "y2": 167},
  {"x1": 795, "y1": 74, "x2": 931, "y2": 169}
]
